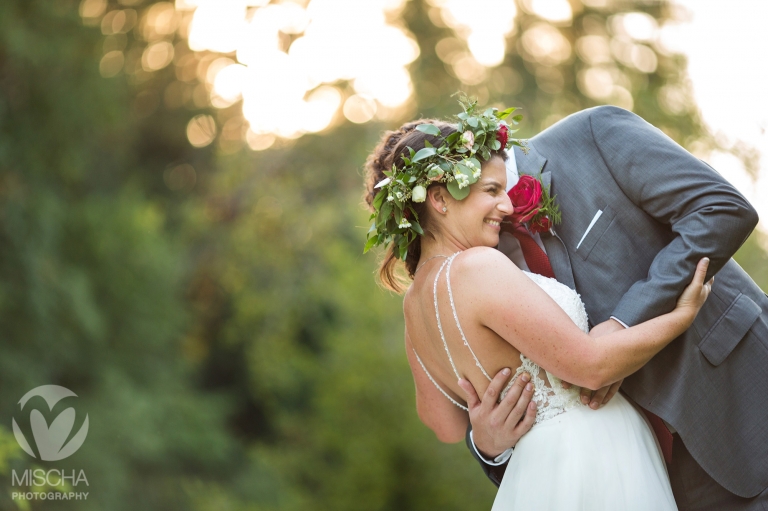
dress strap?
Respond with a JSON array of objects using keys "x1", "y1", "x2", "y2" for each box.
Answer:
[
  {"x1": 411, "y1": 348, "x2": 468, "y2": 411},
  {"x1": 445, "y1": 254, "x2": 493, "y2": 381},
  {"x1": 409, "y1": 250, "x2": 492, "y2": 412},
  {"x1": 409, "y1": 253, "x2": 469, "y2": 412},
  {"x1": 434, "y1": 256, "x2": 461, "y2": 380}
]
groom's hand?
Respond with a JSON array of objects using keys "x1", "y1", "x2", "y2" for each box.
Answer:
[{"x1": 458, "y1": 368, "x2": 536, "y2": 459}]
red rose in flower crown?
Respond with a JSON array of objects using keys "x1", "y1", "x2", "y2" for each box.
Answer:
[
  {"x1": 496, "y1": 124, "x2": 509, "y2": 148},
  {"x1": 508, "y1": 175, "x2": 542, "y2": 224}
]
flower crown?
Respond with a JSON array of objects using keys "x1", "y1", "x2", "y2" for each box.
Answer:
[{"x1": 364, "y1": 95, "x2": 527, "y2": 260}]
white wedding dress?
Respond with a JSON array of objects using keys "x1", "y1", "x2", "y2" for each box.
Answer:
[{"x1": 412, "y1": 253, "x2": 677, "y2": 510}]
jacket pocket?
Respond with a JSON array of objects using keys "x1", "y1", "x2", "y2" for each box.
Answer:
[
  {"x1": 698, "y1": 293, "x2": 761, "y2": 366},
  {"x1": 575, "y1": 205, "x2": 616, "y2": 261}
]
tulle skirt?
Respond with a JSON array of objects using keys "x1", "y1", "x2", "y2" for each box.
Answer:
[{"x1": 492, "y1": 393, "x2": 677, "y2": 511}]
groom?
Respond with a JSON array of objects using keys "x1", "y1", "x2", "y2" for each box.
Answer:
[{"x1": 461, "y1": 106, "x2": 767, "y2": 510}]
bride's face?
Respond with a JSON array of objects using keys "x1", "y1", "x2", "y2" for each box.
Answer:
[{"x1": 439, "y1": 155, "x2": 512, "y2": 248}]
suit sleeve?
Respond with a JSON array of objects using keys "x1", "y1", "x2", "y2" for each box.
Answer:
[
  {"x1": 588, "y1": 106, "x2": 759, "y2": 326},
  {"x1": 465, "y1": 424, "x2": 506, "y2": 487}
]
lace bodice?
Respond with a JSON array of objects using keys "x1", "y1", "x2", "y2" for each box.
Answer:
[{"x1": 412, "y1": 253, "x2": 587, "y2": 425}]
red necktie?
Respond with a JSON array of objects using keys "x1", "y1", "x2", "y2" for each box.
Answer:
[
  {"x1": 508, "y1": 224, "x2": 556, "y2": 279},
  {"x1": 643, "y1": 410, "x2": 674, "y2": 464}
]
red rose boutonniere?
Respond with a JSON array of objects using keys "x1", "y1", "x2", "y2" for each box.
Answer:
[{"x1": 507, "y1": 175, "x2": 561, "y2": 234}]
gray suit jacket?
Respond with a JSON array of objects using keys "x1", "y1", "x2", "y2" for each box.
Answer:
[{"x1": 467, "y1": 106, "x2": 767, "y2": 498}]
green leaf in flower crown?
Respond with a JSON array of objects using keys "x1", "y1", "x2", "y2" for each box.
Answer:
[
  {"x1": 411, "y1": 221, "x2": 424, "y2": 235},
  {"x1": 491, "y1": 139, "x2": 501, "y2": 150},
  {"x1": 468, "y1": 157, "x2": 482, "y2": 169},
  {"x1": 373, "y1": 188, "x2": 387, "y2": 209},
  {"x1": 445, "y1": 132, "x2": 460, "y2": 145},
  {"x1": 408, "y1": 147, "x2": 415, "y2": 158},
  {"x1": 379, "y1": 201, "x2": 393, "y2": 223},
  {"x1": 467, "y1": 117, "x2": 478, "y2": 128},
  {"x1": 484, "y1": 108, "x2": 495, "y2": 116},
  {"x1": 364, "y1": 235, "x2": 378, "y2": 253},
  {"x1": 412, "y1": 147, "x2": 437, "y2": 162},
  {"x1": 496, "y1": 107, "x2": 516, "y2": 120},
  {"x1": 447, "y1": 179, "x2": 470, "y2": 200},
  {"x1": 368, "y1": 222, "x2": 377, "y2": 234},
  {"x1": 398, "y1": 240, "x2": 408, "y2": 261},
  {"x1": 480, "y1": 146, "x2": 491, "y2": 161},
  {"x1": 511, "y1": 114, "x2": 523, "y2": 125},
  {"x1": 416, "y1": 124, "x2": 441, "y2": 136}
]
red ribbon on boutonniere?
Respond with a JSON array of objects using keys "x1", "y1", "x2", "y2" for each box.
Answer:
[{"x1": 506, "y1": 175, "x2": 561, "y2": 234}]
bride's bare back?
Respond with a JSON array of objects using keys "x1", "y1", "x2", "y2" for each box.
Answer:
[{"x1": 404, "y1": 250, "x2": 586, "y2": 417}]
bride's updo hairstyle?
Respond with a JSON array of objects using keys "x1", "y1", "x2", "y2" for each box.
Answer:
[
  {"x1": 365, "y1": 119, "x2": 508, "y2": 292},
  {"x1": 364, "y1": 119, "x2": 456, "y2": 292}
]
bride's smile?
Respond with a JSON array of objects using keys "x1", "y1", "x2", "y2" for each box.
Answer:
[{"x1": 424, "y1": 156, "x2": 512, "y2": 252}]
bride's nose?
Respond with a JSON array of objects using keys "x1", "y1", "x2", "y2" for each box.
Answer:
[{"x1": 498, "y1": 193, "x2": 513, "y2": 215}]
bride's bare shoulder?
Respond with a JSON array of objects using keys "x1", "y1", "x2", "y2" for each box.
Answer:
[{"x1": 453, "y1": 246, "x2": 520, "y2": 275}]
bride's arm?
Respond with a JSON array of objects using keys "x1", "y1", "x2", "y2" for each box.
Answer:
[
  {"x1": 404, "y1": 328, "x2": 468, "y2": 443},
  {"x1": 456, "y1": 247, "x2": 710, "y2": 390}
]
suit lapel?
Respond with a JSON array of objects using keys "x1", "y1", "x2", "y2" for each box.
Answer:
[
  {"x1": 541, "y1": 230, "x2": 577, "y2": 291},
  {"x1": 514, "y1": 144, "x2": 578, "y2": 292},
  {"x1": 513, "y1": 144, "x2": 547, "y2": 179}
]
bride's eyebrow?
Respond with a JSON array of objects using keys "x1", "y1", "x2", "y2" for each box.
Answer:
[{"x1": 483, "y1": 179, "x2": 504, "y2": 189}]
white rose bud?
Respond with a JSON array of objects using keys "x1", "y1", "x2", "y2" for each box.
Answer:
[
  {"x1": 411, "y1": 185, "x2": 427, "y2": 203},
  {"x1": 461, "y1": 130, "x2": 475, "y2": 150}
]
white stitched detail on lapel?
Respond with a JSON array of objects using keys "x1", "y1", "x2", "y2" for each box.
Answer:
[{"x1": 576, "y1": 210, "x2": 603, "y2": 249}]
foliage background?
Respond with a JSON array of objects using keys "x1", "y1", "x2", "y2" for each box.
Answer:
[{"x1": 0, "y1": 0, "x2": 765, "y2": 510}]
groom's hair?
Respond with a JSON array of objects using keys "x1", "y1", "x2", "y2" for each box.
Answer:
[{"x1": 363, "y1": 119, "x2": 507, "y2": 292}]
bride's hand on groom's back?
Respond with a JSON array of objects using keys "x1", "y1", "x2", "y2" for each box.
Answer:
[
  {"x1": 575, "y1": 318, "x2": 628, "y2": 409},
  {"x1": 560, "y1": 319, "x2": 624, "y2": 409},
  {"x1": 675, "y1": 257, "x2": 713, "y2": 319},
  {"x1": 458, "y1": 369, "x2": 537, "y2": 459},
  {"x1": 563, "y1": 258, "x2": 713, "y2": 410}
]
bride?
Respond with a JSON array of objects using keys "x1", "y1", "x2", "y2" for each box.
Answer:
[{"x1": 362, "y1": 100, "x2": 712, "y2": 510}]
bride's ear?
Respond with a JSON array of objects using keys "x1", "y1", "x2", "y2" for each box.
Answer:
[{"x1": 427, "y1": 185, "x2": 449, "y2": 215}]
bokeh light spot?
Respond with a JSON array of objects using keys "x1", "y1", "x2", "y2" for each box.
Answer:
[
  {"x1": 164, "y1": 163, "x2": 197, "y2": 191},
  {"x1": 521, "y1": 23, "x2": 572, "y2": 66},
  {"x1": 246, "y1": 130, "x2": 276, "y2": 151},
  {"x1": 343, "y1": 94, "x2": 377, "y2": 124},
  {"x1": 524, "y1": 0, "x2": 573, "y2": 24},
  {"x1": 142, "y1": 41, "x2": 175, "y2": 71},
  {"x1": 100, "y1": 50, "x2": 125, "y2": 77},
  {"x1": 187, "y1": 114, "x2": 217, "y2": 147},
  {"x1": 80, "y1": 0, "x2": 107, "y2": 20}
]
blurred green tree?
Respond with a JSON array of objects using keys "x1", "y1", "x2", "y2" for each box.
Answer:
[{"x1": 0, "y1": 1, "x2": 240, "y2": 510}]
